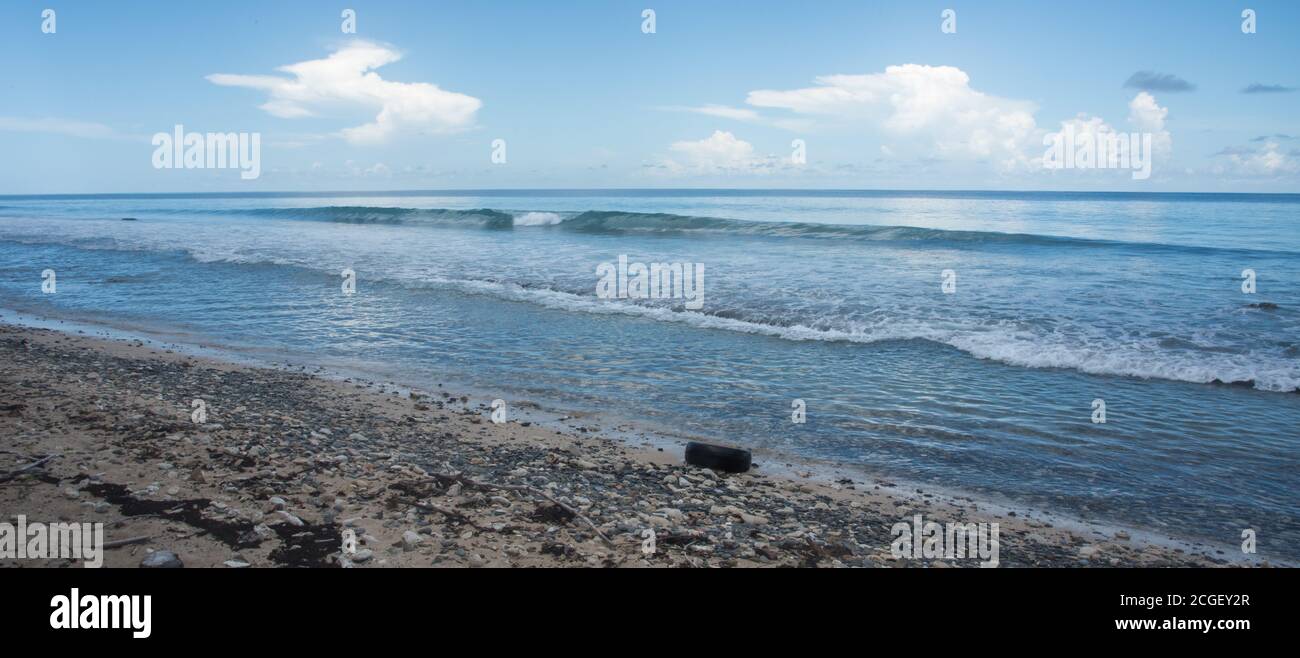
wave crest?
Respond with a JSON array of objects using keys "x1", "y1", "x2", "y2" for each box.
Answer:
[{"x1": 211, "y1": 205, "x2": 1289, "y2": 254}]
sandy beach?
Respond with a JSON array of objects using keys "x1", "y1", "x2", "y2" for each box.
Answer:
[{"x1": 0, "y1": 321, "x2": 1251, "y2": 568}]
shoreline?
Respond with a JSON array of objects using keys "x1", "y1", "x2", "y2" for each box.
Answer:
[{"x1": 0, "y1": 320, "x2": 1264, "y2": 568}]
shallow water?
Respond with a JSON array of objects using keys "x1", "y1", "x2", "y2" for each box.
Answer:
[{"x1": 1, "y1": 190, "x2": 1297, "y2": 560}]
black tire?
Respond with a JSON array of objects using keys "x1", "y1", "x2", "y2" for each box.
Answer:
[{"x1": 684, "y1": 442, "x2": 752, "y2": 473}]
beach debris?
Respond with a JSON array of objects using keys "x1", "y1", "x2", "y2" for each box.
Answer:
[
  {"x1": 275, "y1": 511, "x2": 305, "y2": 527},
  {"x1": 0, "y1": 324, "x2": 1230, "y2": 569},
  {"x1": 684, "y1": 442, "x2": 752, "y2": 473},
  {"x1": 140, "y1": 550, "x2": 184, "y2": 568},
  {"x1": 0, "y1": 453, "x2": 59, "y2": 483},
  {"x1": 102, "y1": 535, "x2": 154, "y2": 550}
]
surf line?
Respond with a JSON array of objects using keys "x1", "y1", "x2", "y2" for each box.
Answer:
[{"x1": 596, "y1": 254, "x2": 704, "y2": 310}]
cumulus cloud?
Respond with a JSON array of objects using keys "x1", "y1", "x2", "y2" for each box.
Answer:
[
  {"x1": 207, "y1": 41, "x2": 482, "y2": 144},
  {"x1": 676, "y1": 65, "x2": 1186, "y2": 180},
  {"x1": 1212, "y1": 141, "x2": 1298, "y2": 176},
  {"x1": 1124, "y1": 71, "x2": 1195, "y2": 93},
  {"x1": 1054, "y1": 114, "x2": 1116, "y2": 142},
  {"x1": 1042, "y1": 93, "x2": 1172, "y2": 180},
  {"x1": 651, "y1": 130, "x2": 799, "y2": 176},
  {"x1": 666, "y1": 130, "x2": 763, "y2": 172},
  {"x1": 1127, "y1": 92, "x2": 1171, "y2": 153},
  {"x1": 744, "y1": 64, "x2": 1039, "y2": 168}
]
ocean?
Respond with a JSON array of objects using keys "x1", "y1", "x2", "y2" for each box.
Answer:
[{"x1": 1, "y1": 190, "x2": 1297, "y2": 560}]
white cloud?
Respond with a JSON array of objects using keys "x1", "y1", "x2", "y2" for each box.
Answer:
[
  {"x1": 650, "y1": 130, "x2": 812, "y2": 177},
  {"x1": 663, "y1": 130, "x2": 784, "y2": 175},
  {"x1": 1213, "y1": 141, "x2": 1297, "y2": 177},
  {"x1": 680, "y1": 104, "x2": 762, "y2": 121},
  {"x1": 1127, "y1": 92, "x2": 1171, "y2": 153},
  {"x1": 0, "y1": 116, "x2": 128, "y2": 140},
  {"x1": 1127, "y1": 92, "x2": 1166, "y2": 131},
  {"x1": 1043, "y1": 93, "x2": 1173, "y2": 173},
  {"x1": 696, "y1": 66, "x2": 1177, "y2": 177},
  {"x1": 658, "y1": 104, "x2": 813, "y2": 132},
  {"x1": 745, "y1": 64, "x2": 1039, "y2": 168},
  {"x1": 343, "y1": 160, "x2": 394, "y2": 177},
  {"x1": 208, "y1": 41, "x2": 482, "y2": 145},
  {"x1": 670, "y1": 130, "x2": 754, "y2": 166},
  {"x1": 1055, "y1": 114, "x2": 1116, "y2": 142}
]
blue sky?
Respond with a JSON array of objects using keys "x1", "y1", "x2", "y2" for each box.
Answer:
[{"x1": 2, "y1": 0, "x2": 1299, "y2": 193}]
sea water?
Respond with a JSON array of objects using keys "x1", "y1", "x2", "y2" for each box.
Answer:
[{"x1": 1, "y1": 190, "x2": 1296, "y2": 559}]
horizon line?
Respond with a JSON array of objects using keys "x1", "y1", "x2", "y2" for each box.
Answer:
[{"x1": 4, "y1": 187, "x2": 1300, "y2": 200}]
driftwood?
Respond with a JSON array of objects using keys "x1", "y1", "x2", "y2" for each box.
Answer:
[
  {"x1": 396, "y1": 498, "x2": 488, "y2": 530},
  {"x1": 102, "y1": 535, "x2": 153, "y2": 549},
  {"x1": 0, "y1": 454, "x2": 58, "y2": 483}
]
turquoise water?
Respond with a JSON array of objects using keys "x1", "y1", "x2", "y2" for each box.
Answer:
[{"x1": 1, "y1": 190, "x2": 1297, "y2": 560}]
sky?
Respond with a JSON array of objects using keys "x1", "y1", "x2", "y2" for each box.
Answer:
[{"x1": 2, "y1": 0, "x2": 1299, "y2": 193}]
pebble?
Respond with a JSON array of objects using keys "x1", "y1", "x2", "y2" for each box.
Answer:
[
  {"x1": 140, "y1": 550, "x2": 184, "y2": 568},
  {"x1": 3, "y1": 326, "x2": 1222, "y2": 571}
]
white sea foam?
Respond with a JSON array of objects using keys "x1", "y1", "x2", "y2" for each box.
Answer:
[
  {"x1": 512, "y1": 211, "x2": 564, "y2": 226},
  {"x1": 413, "y1": 275, "x2": 1300, "y2": 392},
  {"x1": 2, "y1": 213, "x2": 1296, "y2": 392}
]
